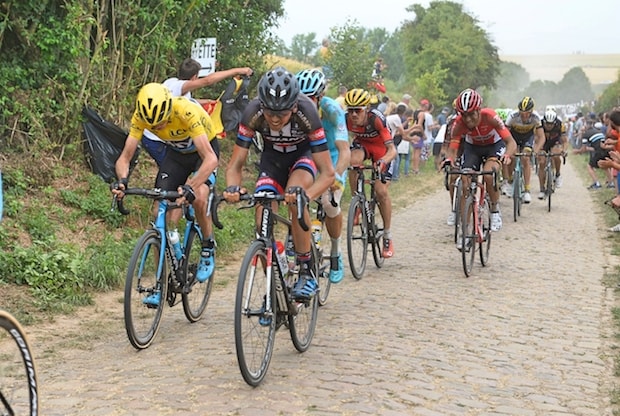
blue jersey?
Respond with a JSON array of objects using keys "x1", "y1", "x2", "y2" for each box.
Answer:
[{"x1": 319, "y1": 95, "x2": 348, "y2": 181}]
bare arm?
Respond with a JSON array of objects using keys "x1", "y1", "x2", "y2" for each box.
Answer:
[
  {"x1": 115, "y1": 135, "x2": 140, "y2": 181},
  {"x1": 181, "y1": 67, "x2": 253, "y2": 96}
]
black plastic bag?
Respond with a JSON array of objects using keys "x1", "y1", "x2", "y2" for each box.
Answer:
[{"x1": 82, "y1": 106, "x2": 140, "y2": 183}]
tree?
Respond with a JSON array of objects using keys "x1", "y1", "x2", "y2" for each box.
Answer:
[
  {"x1": 289, "y1": 33, "x2": 319, "y2": 64},
  {"x1": 558, "y1": 67, "x2": 594, "y2": 105},
  {"x1": 325, "y1": 21, "x2": 374, "y2": 91},
  {"x1": 399, "y1": 1, "x2": 501, "y2": 108}
]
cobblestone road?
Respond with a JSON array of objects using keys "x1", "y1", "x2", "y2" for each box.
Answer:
[{"x1": 31, "y1": 159, "x2": 617, "y2": 415}]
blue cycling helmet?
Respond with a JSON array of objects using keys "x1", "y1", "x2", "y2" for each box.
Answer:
[
  {"x1": 296, "y1": 69, "x2": 326, "y2": 97},
  {"x1": 257, "y1": 66, "x2": 299, "y2": 111}
]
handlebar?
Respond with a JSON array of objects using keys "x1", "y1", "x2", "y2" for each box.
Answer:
[
  {"x1": 536, "y1": 151, "x2": 567, "y2": 164},
  {"x1": 224, "y1": 190, "x2": 310, "y2": 231},
  {"x1": 111, "y1": 188, "x2": 182, "y2": 216}
]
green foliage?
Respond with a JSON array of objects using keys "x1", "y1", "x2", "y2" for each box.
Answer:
[
  {"x1": 0, "y1": 242, "x2": 92, "y2": 312},
  {"x1": 290, "y1": 33, "x2": 319, "y2": 64},
  {"x1": 399, "y1": 1, "x2": 501, "y2": 107},
  {"x1": 59, "y1": 175, "x2": 124, "y2": 227},
  {"x1": 325, "y1": 21, "x2": 374, "y2": 90},
  {"x1": 596, "y1": 74, "x2": 620, "y2": 111}
]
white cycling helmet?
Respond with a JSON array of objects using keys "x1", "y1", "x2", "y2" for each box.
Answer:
[{"x1": 544, "y1": 109, "x2": 557, "y2": 123}]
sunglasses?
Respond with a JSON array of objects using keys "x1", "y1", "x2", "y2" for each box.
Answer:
[
  {"x1": 347, "y1": 107, "x2": 366, "y2": 114},
  {"x1": 262, "y1": 107, "x2": 293, "y2": 118}
]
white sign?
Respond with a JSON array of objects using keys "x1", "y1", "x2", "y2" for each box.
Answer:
[{"x1": 191, "y1": 38, "x2": 217, "y2": 77}]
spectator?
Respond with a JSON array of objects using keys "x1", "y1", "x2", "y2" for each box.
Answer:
[
  {"x1": 377, "y1": 95, "x2": 390, "y2": 114},
  {"x1": 335, "y1": 85, "x2": 347, "y2": 110}
]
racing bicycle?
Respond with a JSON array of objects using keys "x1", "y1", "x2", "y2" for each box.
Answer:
[{"x1": 346, "y1": 164, "x2": 385, "y2": 279}]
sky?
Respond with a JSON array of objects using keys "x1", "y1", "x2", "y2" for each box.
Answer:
[{"x1": 274, "y1": 0, "x2": 619, "y2": 56}]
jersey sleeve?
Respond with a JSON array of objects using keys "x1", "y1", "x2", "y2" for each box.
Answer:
[{"x1": 322, "y1": 99, "x2": 349, "y2": 143}]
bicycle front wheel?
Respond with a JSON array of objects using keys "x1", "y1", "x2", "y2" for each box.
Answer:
[
  {"x1": 370, "y1": 201, "x2": 385, "y2": 268},
  {"x1": 234, "y1": 240, "x2": 276, "y2": 387},
  {"x1": 289, "y1": 244, "x2": 319, "y2": 352},
  {"x1": 546, "y1": 166, "x2": 554, "y2": 212},
  {"x1": 346, "y1": 195, "x2": 368, "y2": 279},
  {"x1": 182, "y1": 227, "x2": 213, "y2": 322},
  {"x1": 453, "y1": 177, "x2": 463, "y2": 243},
  {"x1": 461, "y1": 195, "x2": 476, "y2": 277},
  {"x1": 0, "y1": 310, "x2": 38, "y2": 416},
  {"x1": 124, "y1": 229, "x2": 167, "y2": 350},
  {"x1": 479, "y1": 197, "x2": 492, "y2": 266},
  {"x1": 512, "y1": 172, "x2": 521, "y2": 222}
]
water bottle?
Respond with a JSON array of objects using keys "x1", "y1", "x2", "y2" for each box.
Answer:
[
  {"x1": 285, "y1": 234, "x2": 296, "y2": 271},
  {"x1": 311, "y1": 219, "x2": 322, "y2": 249},
  {"x1": 275, "y1": 240, "x2": 288, "y2": 275},
  {"x1": 168, "y1": 229, "x2": 183, "y2": 260}
]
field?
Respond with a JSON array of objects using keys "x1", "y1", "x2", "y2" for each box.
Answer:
[{"x1": 501, "y1": 54, "x2": 620, "y2": 85}]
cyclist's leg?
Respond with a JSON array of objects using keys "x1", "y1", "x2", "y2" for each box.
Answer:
[
  {"x1": 521, "y1": 137, "x2": 534, "y2": 191},
  {"x1": 321, "y1": 186, "x2": 345, "y2": 283},
  {"x1": 288, "y1": 154, "x2": 319, "y2": 301},
  {"x1": 368, "y1": 142, "x2": 394, "y2": 258},
  {"x1": 486, "y1": 142, "x2": 505, "y2": 231},
  {"x1": 348, "y1": 142, "x2": 365, "y2": 191}
]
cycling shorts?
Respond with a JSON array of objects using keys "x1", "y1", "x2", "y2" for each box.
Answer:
[
  {"x1": 461, "y1": 141, "x2": 505, "y2": 171},
  {"x1": 255, "y1": 148, "x2": 317, "y2": 194}
]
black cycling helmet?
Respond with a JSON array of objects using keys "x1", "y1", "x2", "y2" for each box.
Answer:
[
  {"x1": 257, "y1": 66, "x2": 299, "y2": 111},
  {"x1": 517, "y1": 96, "x2": 535, "y2": 112}
]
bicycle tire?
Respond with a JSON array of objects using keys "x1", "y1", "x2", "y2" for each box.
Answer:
[
  {"x1": 370, "y1": 200, "x2": 385, "y2": 268},
  {"x1": 317, "y1": 212, "x2": 331, "y2": 306},
  {"x1": 346, "y1": 195, "x2": 368, "y2": 279},
  {"x1": 479, "y1": 197, "x2": 492, "y2": 266},
  {"x1": 461, "y1": 195, "x2": 476, "y2": 277},
  {"x1": 289, "y1": 242, "x2": 319, "y2": 352},
  {"x1": 546, "y1": 165, "x2": 554, "y2": 212},
  {"x1": 124, "y1": 229, "x2": 167, "y2": 350},
  {"x1": 0, "y1": 310, "x2": 38, "y2": 416},
  {"x1": 512, "y1": 170, "x2": 521, "y2": 222},
  {"x1": 182, "y1": 226, "x2": 213, "y2": 322},
  {"x1": 453, "y1": 177, "x2": 462, "y2": 243},
  {"x1": 234, "y1": 240, "x2": 276, "y2": 387}
]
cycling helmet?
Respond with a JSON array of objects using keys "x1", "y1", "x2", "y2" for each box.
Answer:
[
  {"x1": 257, "y1": 66, "x2": 299, "y2": 111},
  {"x1": 136, "y1": 83, "x2": 172, "y2": 126},
  {"x1": 518, "y1": 96, "x2": 535, "y2": 112},
  {"x1": 455, "y1": 88, "x2": 482, "y2": 114},
  {"x1": 544, "y1": 109, "x2": 557, "y2": 123},
  {"x1": 344, "y1": 88, "x2": 371, "y2": 107},
  {"x1": 295, "y1": 69, "x2": 326, "y2": 97}
]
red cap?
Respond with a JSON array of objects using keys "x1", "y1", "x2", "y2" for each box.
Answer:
[{"x1": 420, "y1": 99, "x2": 429, "y2": 106}]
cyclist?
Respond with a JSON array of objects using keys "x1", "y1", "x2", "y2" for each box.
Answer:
[
  {"x1": 442, "y1": 88, "x2": 517, "y2": 235},
  {"x1": 223, "y1": 67, "x2": 335, "y2": 301},
  {"x1": 537, "y1": 109, "x2": 568, "y2": 199},
  {"x1": 501, "y1": 97, "x2": 545, "y2": 203},
  {"x1": 295, "y1": 68, "x2": 351, "y2": 284},
  {"x1": 112, "y1": 83, "x2": 220, "y2": 303},
  {"x1": 345, "y1": 88, "x2": 397, "y2": 258}
]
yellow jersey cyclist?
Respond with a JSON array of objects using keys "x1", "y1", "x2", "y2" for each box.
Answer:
[
  {"x1": 112, "y1": 83, "x2": 220, "y2": 301},
  {"x1": 296, "y1": 68, "x2": 351, "y2": 284},
  {"x1": 501, "y1": 97, "x2": 545, "y2": 203},
  {"x1": 224, "y1": 67, "x2": 335, "y2": 301},
  {"x1": 538, "y1": 109, "x2": 568, "y2": 198}
]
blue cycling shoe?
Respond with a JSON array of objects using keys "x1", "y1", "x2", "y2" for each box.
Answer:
[
  {"x1": 142, "y1": 292, "x2": 161, "y2": 308},
  {"x1": 196, "y1": 247, "x2": 215, "y2": 283},
  {"x1": 291, "y1": 274, "x2": 318, "y2": 301},
  {"x1": 328, "y1": 254, "x2": 344, "y2": 284}
]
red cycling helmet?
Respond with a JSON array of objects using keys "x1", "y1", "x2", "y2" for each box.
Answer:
[{"x1": 455, "y1": 88, "x2": 482, "y2": 114}]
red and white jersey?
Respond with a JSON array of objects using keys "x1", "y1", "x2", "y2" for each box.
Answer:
[{"x1": 449, "y1": 108, "x2": 512, "y2": 150}]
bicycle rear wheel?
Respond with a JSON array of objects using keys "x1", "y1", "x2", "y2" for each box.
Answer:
[
  {"x1": 461, "y1": 195, "x2": 476, "y2": 277},
  {"x1": 370, "y1": 201, "x2": 385, "y2": 268},
  {"x1": 0, "y1": 310, "x2": 38, "y2": 416},
  {"x1": 234, "y1": 240, "x2": 276, "y2": 387},
  {"x1": 124, "y1": 230, "x2": 167, "y2": 350},
  {"x1": 289, "y1": 243, "x2": 319, "y2": 352},
  {"x1": 317, "y1": 214, "x2": 332, "y2": 306},
  {"x1": 182, "y1": 227, "x2": 213, "y2": 322},
  {"x1": 346, "y1": 195, "x2": 368, "y2": 279},
  {"x1": 479, "y1": 197, "x2": 492, "y2": 266}
]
